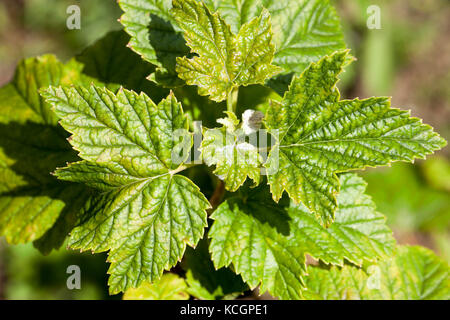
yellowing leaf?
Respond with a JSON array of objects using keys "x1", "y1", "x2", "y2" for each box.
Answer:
[
  {"x1": 173, "y1": 0, "x2": 282, "y2": 102},
  {"x1": 0, "y1": 55, "x2": 90, "y2": 245},
  {"x1": 123, "y1": 273, "x2": 189, "y2": 300},
  {"x1": 200, "y1": 112, "x2": 263, "y2": 191}
]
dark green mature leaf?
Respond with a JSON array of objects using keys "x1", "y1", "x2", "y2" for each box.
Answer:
[
  {"x1": 265, "y1": 50, "x2": 447, "y2": 226},
  {"x1": 76, "y1": 30, "x2": 168, "y2": 101},
  {"x1": 200, "y1": 112, "x2": 263, "y2": 191},
  {"x1": 304, "y1": 246, "x2": 450, "y2": 300},
  {"x1": 0, "y1": 55, "x2": 90, "y2": 245},
  {"x1": 209, "y1": 173, "x2": 395, "y2": 299},
  {"x1": 173, "y1": 0, "x2": 282, "y2": 102},
  {"x1": 123, "y1": 273, "x2": 189, "y2": 300},
  {"x1": 183, "y1": 238, "x2": 248, "y2": 300},
  {"x1": 42, "y1": 85, "x2": 210, "y2": 294},
  {"x1": 118, "y1": 0, "x2": 189, "y2": 87}
]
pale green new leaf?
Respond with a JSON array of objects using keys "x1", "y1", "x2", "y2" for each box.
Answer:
[
  {"x1": 42, "y1": 85, "x2": 210, "y2": 294},
  {"x1": 0, "y1": 55, "x2": 90, "y2": 245},
  {"x1": 200, "y1": 112, "x2": 262, "y2": 191},
  {"x1": 203, "y1": 0, "x2": 346, "y2": 94},
  {"x1": 173, "y1": 0, "x2": 282, "y2": 102},
  {"x1": 209, "y1": 173, "x2": 395, "y2": 299},
  {"x1": 265, "y1": 50, "x2": 447, "y2": 226},
  {"x1": 123, "y1": 273, "x2": 189, "y2": 300},
  {"x1": 118, "y1": 0, "x2": 345, "y2": 91},
  {"x1": 304, "y1": 246, "x2": 450, "y2": 300}
]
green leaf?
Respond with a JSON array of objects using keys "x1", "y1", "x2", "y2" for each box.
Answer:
[
  {"x1": 75, "y1": 30, "x2": 168, "y2": 101},
  {"x1": 173, "y1": 0, "x2": 282, "y2": 102},
  {"x1": 183, "y1": 238, "x2": 248, "y2": 300},
  {"x1": 0, "y1": 30, "x2": 188, "y2": 251},
  {"x1": 118, "y1": 0, "x2": 345, "y2": 92},
  {"x1": 200, "y1": 112, "x2": 263, "y2": 191},
  {"x1": 123, "y1": 273, "x2": 189, "y2": 300},
  {"x1": 42, "y1": 85, "x2": 210, "y2": 294},
  {"x1": 0, "y1": 55, "x2": 91, "y2": 245},
  {"x1": 203, "y1": 0, "x2": 346, "y2": 94},
  {"x1": 304, "y1": 246, "x2": 450, "y2": 300},
  {"x1": 264, "y1": 50, "x2": 447, "y2": 226},
  {"x1": 208, "y1": 173, "x2": 395, "y2": 299},
  {"x1": 118, "y1": 0, "x2": 189, "y2": 87}
]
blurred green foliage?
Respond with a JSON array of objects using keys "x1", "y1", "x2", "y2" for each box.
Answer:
[
  {"x1": 337, "y1": 0, "x2": 450, "y2": 264},
  {"x1": 362, "y1": 162, "x2": 450, "y2": 233},
  {"x1": 337, "y1": 0, "x2": 447, "y2": 95},
  {"x1": 2, "y1": 241, "x2": 118, "y2": 299},
  {"x1": 0, "y1": 0, "x2": 121, "y2": 82}
]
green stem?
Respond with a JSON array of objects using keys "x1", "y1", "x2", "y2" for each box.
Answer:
[
  {"x1": 208, "y1": 180, "x2": 225, "y2": 212},
  {"x1": 227, "y1": 86, "x2": 239, "y2": 113}
]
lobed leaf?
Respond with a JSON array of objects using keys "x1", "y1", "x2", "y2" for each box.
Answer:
[
  {"x1": 173, "y1": 0, "x2": 282, "y2": 102},
  {"x1": 208, "y1": 173, "x2": 395, "y2": 299},
  {"x1": 265, "y1": 50, "x2": 447, "y2": 226},
  {"x1": 0, "y1": 32, "x2": 166, "y2": 251},
  {"x1": 42, "y1": 85, "x2": 210, "y2": 294},
  {"x1": 0, "y1": 55, "x2": 90, "y2": 245},
  {"x1": 118, "y1": 0, "x2": 345, "y2": 91}
]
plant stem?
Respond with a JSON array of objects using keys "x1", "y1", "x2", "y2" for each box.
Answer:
[
  {"x1": 208, "y1": 180, "x2": 225, "y2": 212},
  {"x1": 227, "y1": 87, "x2": 239, "y2": 113}
]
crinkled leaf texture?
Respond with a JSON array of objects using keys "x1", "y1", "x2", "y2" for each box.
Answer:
[
  {"x1": 265, "y1": 50, "x2": 447, "y2": 226},
  {"x1": 209, "y1": 173, "x2": 395, "y2": 299},
  {"x1": 42, "y1": 85, "x2": 210, "y2": 294},
  {"x1": 0, "y1": 55, "x2": 90, "y2": 246},
  {"x1": 200, "y1": 112, "x2": 262, "y2": 191},
  {"x1": 203, "y1": 0, "x2": 346, "y2": 94},
  {"x1": 0, "y1": 31, "x2": 171, "y2": 253},
  {"x1": 173, "y1": 0, "x2": 282, "y2": 102},
  {"x1": 118, "y1": 0, "x2": 189, "y2": 87},
  {"x1": 118, "y1": 0, "x2": 345, "y2": 91},
  {"x1": 123, "y1": 273, "x2": 189, "y2": 300},
  {"x1": 304, "y1": 246, "x2": 450, "y2": 300}
]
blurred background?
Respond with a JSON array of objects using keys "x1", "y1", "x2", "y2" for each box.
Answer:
[{"x1": 0, "y1": 0, "x2": 448, "y2": 299}]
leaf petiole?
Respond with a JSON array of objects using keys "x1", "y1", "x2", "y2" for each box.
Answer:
[{"x1": 227, "y1": 87, "x2": 239, "y2": 113}]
